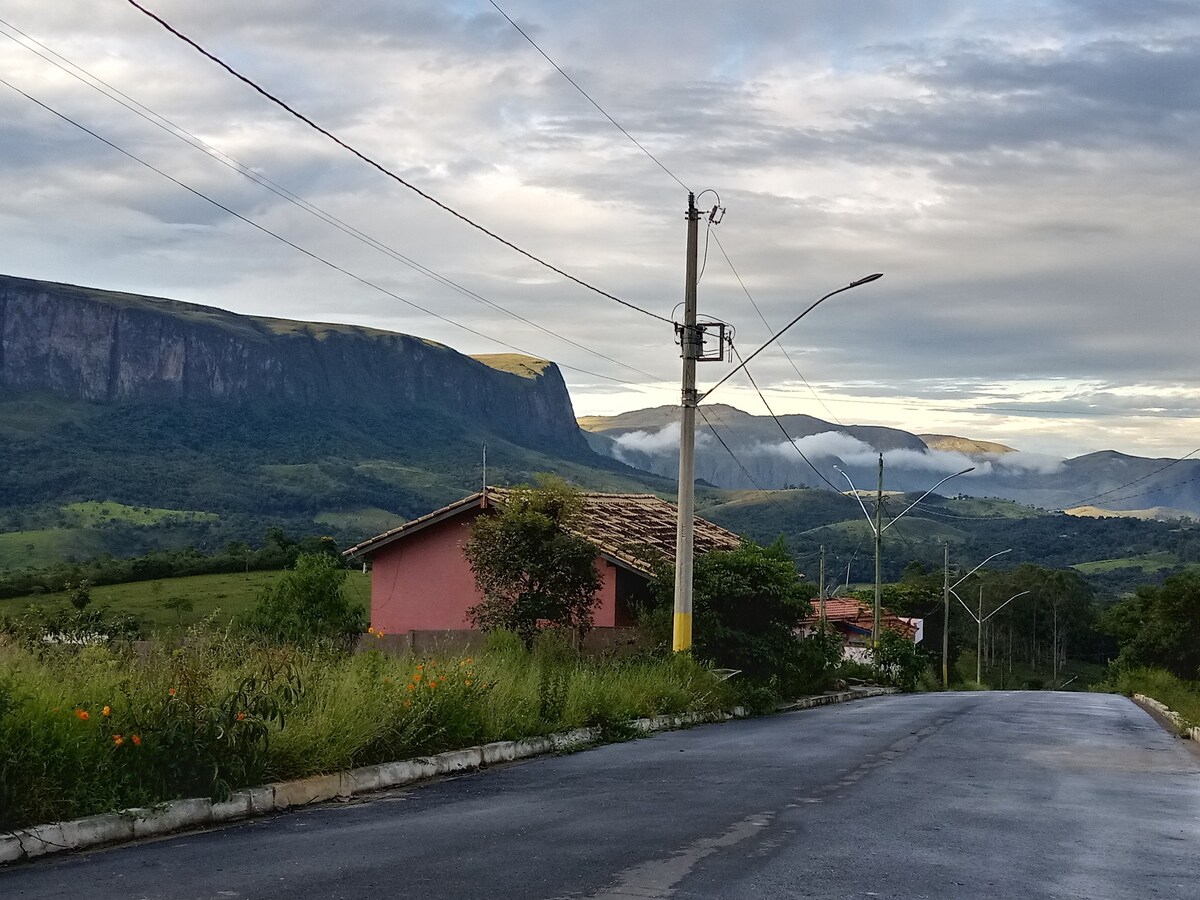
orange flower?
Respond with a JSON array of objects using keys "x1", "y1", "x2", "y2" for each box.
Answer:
[
  {"x1": 466, "y1": 658, "x2": 474, "y2": 664},
  {"x1": 367, "y1": 626, "x2": 376, "y2": 635},
  {"x1": 465, "y1": 679, "x2": 472, "y2": 686},
  {"x1": 52, "y1": 706, "x2": 60, "y2": 713},
  {"x1": 168, "y1": 688, "x2": 177, "y2": 697},
  {"x1": 75, "y1": 709, "x2": 89, "y2": 721},
  {"x1": 131, "y1": 734, "x2": 142, "y2": 747},
  {"x1": 235, "y1": 711, "x2": 246, "y2": 722},
  {"x1": 416, "y1": 664, "x2": 424, "y2": 671},
  {"x1": 407, "y1": 683, "x2": 415, "y2": 692},
  {"x1": 403, "y1": 699, "x2": 411, "y2": 708},
  {"x1": 113, "y1": 734, "x2": 124, "y2": 747},
  {"x1": 429, "y1": 680, "x2": 437, "y2": 690},
  {"x1": 102, "y1": 705, "x2": 111, "y2": 717},
  {"x1": 413, "y1": 672, "x2": 422, "y2": 682}
]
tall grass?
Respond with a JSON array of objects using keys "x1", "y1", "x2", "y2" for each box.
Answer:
[
  {"x1": 1098, "y1": 666, "x2": 1200, "y2": 728},
  {"x1": 0, "y1": 629, "x2": 732, "y2": 830}
]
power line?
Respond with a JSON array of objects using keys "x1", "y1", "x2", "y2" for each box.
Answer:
[
  {"x1": 123, "y1": 0, "x2": 673, "y2": 325},
  {"x1": 1053, "y1": 447, "x2": 1200, "y2": 511},
  {"x1": 731, "y1": 345, "x2": 843, "y2": 493},
  {"x1": 709, "y1": 229, "x2": 845, "y2": 426},
  {"x1": 486, "y1": 0, "x2": 690, "y2": 194},
  {"x1": 0, "y1": 18, "x2": 667, "y2": 385},
  {"x1": 0, "y1": 77, "x2": 644, "y2": 387},
  {"x1": 697, "y1": 407, "x2": 787, "y2": 513},
  {"x1": 1061, "y1": 469, "x2": 1200, "y2": 510}
]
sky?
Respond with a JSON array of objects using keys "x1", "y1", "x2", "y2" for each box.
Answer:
[{"x1": 2, "y1": 1, "x2": 1198, "y2": 460}]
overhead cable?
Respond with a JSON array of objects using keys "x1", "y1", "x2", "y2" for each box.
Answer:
[
  {"x1": 709, "y1": 229, "x2": 844, "y2": 425},
  {"x1": 123, "y1": 0, "x2": 673, "y2": 325},
  {"x1": 697, "y1": 407, "x2": 788, "y2": 514},
  {"x1": 486, "y1": 0, "x2": 689, "y2": 194},
  {"x1": 0, "y1": 77, "x2": 644, "y2": 387},
  {"x1": 731, "y1": 346, "x2": 843, "y2": 493},
  {"x1": 0, "y1": 19, "x2": 667, "y2": 384}
]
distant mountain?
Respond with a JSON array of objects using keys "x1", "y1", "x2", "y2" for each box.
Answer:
[
  {"x1": 0, "y1": 274, "x2": 668, "y2": 566},
  {"x1": 581, "y1": 406, "x2": 1200, "y2": 517},
  {"x1": 919, "y1": 434, "x2": 1016, "y2": 455}
]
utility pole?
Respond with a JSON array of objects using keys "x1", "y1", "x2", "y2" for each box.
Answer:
[
  {"x1": 977, "y1": 585, "x2": 984, "y2": 685},
  {"x1": 942, "y1": 543, "x2": 950, "y2": 688},
  {"x1": 873, "y1": 453, "x2": 883, "y2": 647},
  {"x1": 819, "y1": 544, "x2": 827, "y2": 626},
  {"x1": 672, "y1": 192, "x2": 701, "y2": 652}
]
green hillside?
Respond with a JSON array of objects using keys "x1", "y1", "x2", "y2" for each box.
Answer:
[{"x1": 0, "y1": 569, "x2": 371, "y2": 631}]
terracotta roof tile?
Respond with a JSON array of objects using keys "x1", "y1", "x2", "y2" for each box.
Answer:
[{"x1": 345, "y1": 487, "x2": 743, "y2": 575}]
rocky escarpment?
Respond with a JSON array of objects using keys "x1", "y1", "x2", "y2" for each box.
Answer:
[{"x1": 0, "y1": 274, "x2": 586, "y2": 452}]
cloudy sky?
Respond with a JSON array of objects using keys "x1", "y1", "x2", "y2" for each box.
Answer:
[{"x1": 2, "y1": 1, "x2": 1198, "y2": 459}]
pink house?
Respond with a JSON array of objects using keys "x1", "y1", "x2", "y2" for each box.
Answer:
[{"x1": 343, "y1": 487, "x2": 742, "y2": 642}]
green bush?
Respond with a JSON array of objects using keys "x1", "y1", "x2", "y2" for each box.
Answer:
[
  {"x1": 242, "y1": 553, "x2": 365, "y2": 648},
  {"x1": 872, "y1": 628, "x2": 928, "y2": 692}
]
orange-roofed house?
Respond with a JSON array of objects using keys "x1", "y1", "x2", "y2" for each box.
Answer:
[
  {"x1": 343, "y1": 487, "x2": 743, "y2": 649},
  {"x1": 800, "y1": 597, "x2": 922, "y2": 663}
]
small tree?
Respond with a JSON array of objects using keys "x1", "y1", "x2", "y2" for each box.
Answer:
[
  {"x1": 872, "y1": 627, "x2": 927, "y2": 691},
  {"x1": 464, "y1": 480, "x2": 601, "y2": 646},
  {"x1": 243, "y1": 552, "x2": 365, "y2": 648},
  {"x1": 647, "y1": 538, "x2": 821, "y2": 692}
]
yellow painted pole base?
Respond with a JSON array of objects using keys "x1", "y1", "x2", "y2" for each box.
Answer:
[{"x1": 672, "y1": 611, "x2": 693, "y2": 652}]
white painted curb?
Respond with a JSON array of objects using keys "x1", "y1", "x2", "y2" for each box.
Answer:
[
  {"x1": 0, "y1": 687, "x2": 891, "y2": 866},
  {"x1": 1133, "y1": 692, "x2": 1200, "y2": 740}
]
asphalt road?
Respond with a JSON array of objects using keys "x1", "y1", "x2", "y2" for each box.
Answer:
[{"x1": 3, "y1": 692, "x2": 1198, "y2": 899}]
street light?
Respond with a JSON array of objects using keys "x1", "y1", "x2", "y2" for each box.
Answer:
[
  {"x1": 942, "y1": 548, "x2": 1012, "y2": 687},
  {"x1": 950, "y1": 587, "x2": 1029, "y2": 684},
  {"x1": 835, "y1": 460, "x2": 974, "y2": 647}
]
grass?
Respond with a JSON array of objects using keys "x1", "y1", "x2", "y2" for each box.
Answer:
[
  {"x1": 0, "y1": 570, "x2": 372, "y2": 631},
  {"x1": 1097, "y1": 667, "x2": 1200, "y2": 728},
  {"x1": 0, "y1": 528, "x2": 109, "y2": 569},
  {"x1": 471, "y1": 354, "x2": 552, "y2": 379},
  {"x1": 1072, "y1": 552, "x2": 1184, "y2": 574},
  {"x1": 313, "y1": 507, "x2": 405, "y2": 535},
  {"x1": 955, "y1": 652, "x2": 1104, "y2": 691},
  {"x1": 62, "y1": 501, "x2": 217, "y2": 527},
  {"x1": 0, "y1": 630, "x2": 733, "y2": 830}
]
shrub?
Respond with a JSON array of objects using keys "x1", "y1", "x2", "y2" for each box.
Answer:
[
  {"x1": 872, "y1": 628, "x2": 928, "y2": 692},
  {"x1": 465, "y1": 480, "x2": 601, "y2": 646},
  {"x1": 242, "y1": 553, "x2": 365, "y2": 649}
]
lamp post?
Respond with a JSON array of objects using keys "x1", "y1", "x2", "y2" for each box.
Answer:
[
  {"x1": 673, "y1": 266, "x2": 884, "y2": 653},
  {"x1": 950, "y1": 587, "x2": 1029, "y2": 685},
  {"x1": 835, "y1": 461, "x2": 974, "y2": 647}
]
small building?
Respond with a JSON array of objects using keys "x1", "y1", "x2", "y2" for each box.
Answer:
[
  {"x1": 800, "y1": 597, "x2": 922, "y2": 664},
  {"x1": 343, "y1": 487, "x2": 743, "y2": 650}
]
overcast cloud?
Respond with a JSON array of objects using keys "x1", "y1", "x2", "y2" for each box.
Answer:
[{"x1": 2, "y1": 1, "x2": 1198, "y2": 459}]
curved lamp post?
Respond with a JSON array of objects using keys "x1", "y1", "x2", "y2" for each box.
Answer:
[{"x1": 834, "y1": 461, "x2": 974, "y2": 646}]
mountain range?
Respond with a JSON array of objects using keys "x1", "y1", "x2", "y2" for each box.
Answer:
[
  {"x1": 579, "y1": 405, "x2": 1200, "y2": 518},
  {"x1": 1, "y1": 273, "x2": 1196, "y2": 594}
]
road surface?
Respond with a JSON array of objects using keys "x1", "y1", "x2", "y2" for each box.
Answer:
[{"x1": 3, "y1": 691, "x2": 1197, "y2": 899}]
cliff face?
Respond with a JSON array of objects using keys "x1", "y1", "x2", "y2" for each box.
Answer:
[{"x1": 0, "y1": 274, "x2": 586, "y2": 452}]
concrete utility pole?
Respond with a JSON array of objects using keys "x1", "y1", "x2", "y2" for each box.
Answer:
[
  {"x1": 977, "y1": 586, "x2": 984, "y2": 685},
  {"x1": 672, "y1": 192, "x2": 701, "y2": 653},
  {"x1": 873, "y1": 453, "x2": 883, "y2": 647},
  {"x1": 942, "y1": 543, "x2": 950, "y2": 688},
  {"x1": 819, "y1": 544, "x2": 827, "y2": 626}
]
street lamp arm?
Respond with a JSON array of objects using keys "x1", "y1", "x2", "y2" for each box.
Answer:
[
  {"x1": 881, "y1": 467, "x2": 975, "y2": 533},
  {"x1": 950, "y1": 549, "x2": 1012, "y2": 591},
  {"x1": 982, "y1": 590, "x2": 1030, "y2": 624},
  {"x1": 834, "y1": 466, "x2": 877, "y2": 535},
  {"x1": 699, "y1": 273, "x2": 883, "y2": 402},
  {"x1": 949, "y1": 587, "x2": 978, "y2": 622}
]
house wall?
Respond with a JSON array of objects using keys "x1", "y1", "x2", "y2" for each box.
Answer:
[{"x1": 368, "y1": 510, "x2": 622, "y2": 634}]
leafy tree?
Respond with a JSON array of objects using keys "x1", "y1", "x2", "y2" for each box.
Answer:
[
  {"x1": 1104, "y1": 571, "x2": 1200, "y2": 680},
  {"x1": 873, "y1": 627, "x2": 927, "y2": 691},
  {"x1": 648, "y1": 538, "x2": 820, "y2": 691},
  {"x1": 242, "y1": 552, "x2": 365, "y2": 648},
  {"x1": 464, "y1": 480, "x2": 601, "y2": 646}
]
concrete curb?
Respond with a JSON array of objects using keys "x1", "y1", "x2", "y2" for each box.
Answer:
[
  {"x1": 0, "y1": 687, "x2": 891, "y2": 866},
  {"x1": 1133, "y1": 693, "x2": 1200, "y2": 741}
]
